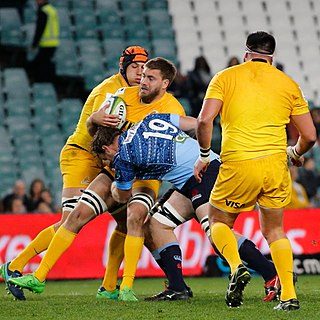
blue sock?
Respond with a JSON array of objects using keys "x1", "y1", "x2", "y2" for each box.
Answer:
[
  {"x1": 238, "y1": 238, "x2": 277, "y2": 281},
  {"x1": 159, "y1": 243, "x2": 186, "y2": 292}
]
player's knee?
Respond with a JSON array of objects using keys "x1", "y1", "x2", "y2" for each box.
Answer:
[{"x1": 78, "y1": 189, "x2": 108, "y2": 216}]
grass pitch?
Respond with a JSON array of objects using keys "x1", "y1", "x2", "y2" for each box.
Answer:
[{"x1": 1, "y1": 275, "x2": 319, "y2": 320}]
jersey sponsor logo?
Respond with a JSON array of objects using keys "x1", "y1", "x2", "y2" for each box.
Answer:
[
  {"x1": 191, "y1": 193, "x2": 202, "y2": 202},
  {"x1": 173, "y1": 132, "x2": 189, "y2": 143},
  {"x1": 115, "y1": 87, "x2": 126, "y2": 95},
  {"x1": 173, "y1": 254, "x2": 182, "y2": 262},
  {"x1": 225, "y1": 199, "x2": 245, "y2": 208},
  {"x1": 123, "y1": 120, "x2": 142, "y2": 144}
]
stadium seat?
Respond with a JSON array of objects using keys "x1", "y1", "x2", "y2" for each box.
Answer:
[
  {"x1": 95, "y1": 0, "x2": 119, "y2": 10},
  {"x1": 56, "y1": 7, "x2": 74, "y2": 39},
  {"x1": 32, "y1": 96, "x2": 59, "y2": 121},
  {"x1": 5, "y1": 98, "x2": 32, "y2": 118},
  {"x1": 51, "y1": 0, "x2": 71, "y2": 8},
  {"x1": 102, "y1": 38, "x2": 126, "y2": 58},
  {"x1": 146, "y1": 9, "x2": 171, "y2": 25},
  {"x1": 149, "y1": 23, "x2": 175, "y2": 40},
  {"x1": 0, "y1": 8, "x2": 24, "y2": 46},
  {"x1": 69, "y1": 0, "x2": 94, "y2": 9},
  {"x1": 21, "y1": 166, "x2": 46, "y2": 189},
  {"x1": 54, "y1": 39, "x2": 80, "y2": 77},
  {"x1": 3, "y1": 68, "x2": 30, "y2": 101},
  {"x1": 120, "y1": 0, "x2": 145, "y2": 13},
  {"x1": 32, "y1": 82, "x2": 58, "y2": 102},
  {"x1": 5, "y1": 115, "x2": 32, "y2": 136},
  {"x1": 152, "y1": 39, "x2": 177, "y2": 61},
  {"x1": 79, "y1": 52, "x2": 105, "y2": 91},
  {"x1": 58, "y1": 98, "x2": 82, "y2": 138},
  {"x1": 32, "y1": 117, "x2": 61, "y2": 136},
  {"x1": 145, "y1": 0, "x2": 167, "y2": 10},
  {"x1": 73, "y1": 8, "x2": 98, "y2": 39}
]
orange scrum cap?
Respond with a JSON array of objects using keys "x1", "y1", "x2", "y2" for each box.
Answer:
[{"x1": 119, "y1": 46, "x2": 149, "y2": 82}]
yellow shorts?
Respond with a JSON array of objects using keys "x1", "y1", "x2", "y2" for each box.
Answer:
[
  {"x1": 210, "y1": 153, "x2": 291, "y2": 213},
  {"x1": 132, "y1": 179, "x2": 161, "y2": 197},
  {"x1": 60, "y1": 144, "x2": 103, "y2": 188}
]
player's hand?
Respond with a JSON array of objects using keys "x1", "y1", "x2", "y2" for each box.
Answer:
[
  {"x1": 287, "y1": 146, "x2": 304, "y2": 167},
  {"x1": 92, "y1": 104, "x2": 120, "y2": 127},
  {"x1": 194, "y1": 158, "x2": 209, "y2": 183}
]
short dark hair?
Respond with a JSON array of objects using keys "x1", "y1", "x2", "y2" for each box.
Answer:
[
  {"x1": 246, "y1": 31, "x2": 276, "y2": 55},
  {"x1": 91, "y1": 126, "x2": 121, "y2": 155},
  {"x1": 144, "y1": 57, "x2": 177, "y2": 85}
]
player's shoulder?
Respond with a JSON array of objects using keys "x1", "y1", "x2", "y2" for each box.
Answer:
[
  {"x1": 162, "y1": 92, "x2": 186, "y2": 114},
  {"x1": 92, "y1": 73, "x2": 125, "y2": 94}
]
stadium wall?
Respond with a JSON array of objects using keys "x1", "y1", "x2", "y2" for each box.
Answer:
[{"x1": 0, "y1": 209, "x2": 319, "y2": 279}]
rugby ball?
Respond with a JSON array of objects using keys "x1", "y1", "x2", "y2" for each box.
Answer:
[{"x1": 104, "y1": 95, "x2": 127, "y2": 129}]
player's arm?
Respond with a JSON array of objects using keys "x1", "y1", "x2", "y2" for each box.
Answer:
[
  {"x1": 287, "y1": 112, "x2": 316, "y2": 166},
  {"x1": 178, "y1": 115, "x2": 197, "y2": 137},
  {"x1": 194, "y1": 98, "x2": 222, "y2": 182}
]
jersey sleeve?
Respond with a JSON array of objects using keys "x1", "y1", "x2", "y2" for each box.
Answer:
[
  {"x1": 291, "y1": 85, "x2": 310, "y2": 116},
  {"x1": 204, "y1": 72, "x2": 224, "y2": 101},
  {"x1": 114, "y1": 157, "x2": 135, "y2": 190}
]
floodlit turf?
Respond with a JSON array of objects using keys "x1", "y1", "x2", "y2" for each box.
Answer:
[{"x1": 1, "y1": 275, "x2": 319, "y2": 319}]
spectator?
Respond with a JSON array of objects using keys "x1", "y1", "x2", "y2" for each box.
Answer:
[
  {"x1": 6, "y1": 196, "x2": 27, "y2": 214},
  {"x1": 28, "y1": 0, "x2": 59, "y2": 83},
  {"x1": 170, "y1": 69, "x2": 188, "y2": 98},
  {"x1": 286, "y1": 166, "x2": 310, "y2": 209},
  {"x1": 226, "y1": 56, "x2": 240, "y2": 67},
  {"x1": 34, "y1": 189, "x2": 57, "y2": 213},
  {"x1": 2, "y1": 180, "x2": 32, "y2": 212},
  {"x1": 297, "y1": 157, "x2": 319, "y2": 203},
  {"x1": 187, "y1": 56, "x2": 212, "y2": 117},
  {"x1": 29, "y1": 178, "x2": 45, "y2": 211}
]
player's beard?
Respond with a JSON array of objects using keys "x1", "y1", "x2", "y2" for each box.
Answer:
[{"x1": 140, "y1": 87, "x2": 161, "y2": 104}]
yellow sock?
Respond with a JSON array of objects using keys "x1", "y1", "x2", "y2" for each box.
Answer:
[
  {"x1": 270, "y1": 238, "x2": 297, "y2": 301},
  {"x1": 211, "y1": 222, "x2": 242, "y2": 274},
  {"x1": 102, "y1": 230, "x2": 126, "y2": 291},
  {"x1": 34, "y1": 226, "x2": 76, "y2": 282},
  {"x1": 10, "y1": 225, "x2": 56, "y2": 273},
  {"x1": 120, "y1": 235, "x2": 144, "y2": 290}
]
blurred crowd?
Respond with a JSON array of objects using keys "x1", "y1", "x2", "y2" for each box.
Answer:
[{"x1": 0, "y1": 178, "x2": 59, "y2": 214}]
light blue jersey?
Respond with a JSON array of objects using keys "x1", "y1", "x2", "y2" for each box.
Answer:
[{"x1": 114, "y1": 114, "x2": 219, "y2": 190}]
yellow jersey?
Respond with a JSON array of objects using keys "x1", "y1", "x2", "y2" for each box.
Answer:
[
  {"x1": 114, "y1": 86, "x2": 186, "y2": 128},
  {"x1": 66, "y1": 73, "x2": 127, "y2": 151},
  {"x1": 205, "y1": 60, "x2": 310, "y2": 162}
]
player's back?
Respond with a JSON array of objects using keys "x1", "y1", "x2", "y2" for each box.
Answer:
[{"x1": 118, "y1": 114, "x2": 218, "y2": 188}]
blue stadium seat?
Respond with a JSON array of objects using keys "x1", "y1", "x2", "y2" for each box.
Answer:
[
  {"x1": 56, "y1": 7, "x2": 73, "y2": 39},
  {"x1": 5, "y1": 98, "x2": 32, "y2": 118},
  {"x1": 73, "y1": 8, "x2": 98, "y2": 39},
  {"x1": 32, "y1": 82, "x2": 58, "y2": 102},
  {"x1": 0, "y1": 8, "x2": 24, "y2": 46},
  {"x1": 54, "y1": 39, "x2": 80, "y2": 77},
  {"x1": 3, "y1": 68, "x2": 30, "y2": 101}
]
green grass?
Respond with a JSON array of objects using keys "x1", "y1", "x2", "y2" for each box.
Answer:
[{"x1": 1, "y1": 275, "x2": 319, "y2": 320}]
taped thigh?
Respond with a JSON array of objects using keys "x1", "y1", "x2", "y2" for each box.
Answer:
[
  {"x1": 150, "y1": 202, "x2": 187, "y2": 228},
  {"x1": 128, "y1": 192, "x2": 154, "y2": 212},
  {"x1": 78, "y1": 189, "x2": 108, "y2": 216},
  {"x1": 200, "y1": 216, "x2": 210, "y2": 237},
  {"x1": 61, "y1": 196, "x2": 79, "y2": 212}
]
